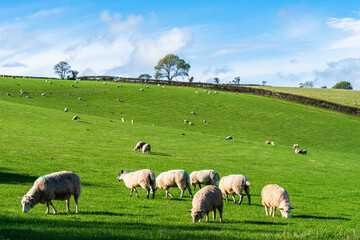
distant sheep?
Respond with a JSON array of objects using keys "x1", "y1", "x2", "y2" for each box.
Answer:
[
  {"x1": 64, "y1": 108, "x2": 68, "y2": 112},
  {"x1": 203, "y1": 120, "x2": 207, "y2": 124},
  {"x1": 6, "y1": 93, "x2": 11, "y2": 96},
  {"x1": 266, "y1": 141, "x2": 271, "y2": 145},
  {"x1": 49, "y1": 81, "x2": 52, "y2": 84},
  {"x1": 161, "y1": 86, "x2": 165, "y2": 89},
  {"x1": 19, "y1": 171, "x2": 81, "y2": 214},
  {"x1": 121, "y1": 118, "x2": 125, "y2": 122},
  {"x1": 140, "y1": 88, "x2": 144, "y2": 91},
  {"x1": 117, "y1": 169, "x2": 156, "y2": 199},
  {"x1": 189, "y1": 122, "x2": 193, "y2": 125},
  {"x1": 103, "y1": 82, "x2": 107, "y2": 85},
  {"x1": 156, "y1": 170, "x2": 192, "y2": 198},
  {"x1": 190, "y1": 170, "x2": 220, "y2": 191},
  {"x1": 117, "y1": 98, "x2": 120, "y2": 102},
  {"x1": 142, "y1": 143, "x2": 151, "y2": 154},
  {"x1": 187, "y1": 186, "x2": 223, "y2": 223},
  {"x1": 295, "y1": 149, "x2": 307, "y2": 154},
  {"x1": 271, "y1": 141, "x2": 275, "y2": 146},
  {"x1": 195, "y1": 91, "x2": 199, "y2": 94},
  {"x1": 261, "y1": 184, "x2": 295, "y2": 218},
  {"x1": 219, "y1": 174, "x2": 251, "y2": 205},
  {"x1": 184, "y1": 120, "x2": 189, "y2": 123},
  {"x1": 215, "y1": 91, "x2": 218, "y2": 94},
  {"x1": 225, "y1": 136, "x2": 233, "y2": 140},
  {"x1": 45, "y1": 80, "x2": 48, "y2": 83},
  {"x1": 131, "y1": 120, "x2": 134, "y2": 124},
  {"x1": 203, "y1": 90, "x2": 207, "y2": 92},
  {"x1": 293, "y1": 144, "x2": 299, "y2": 148},
  {"x1": 191, "y1": 112, "x2": 196, "y2": 115},
  {"x1": 134, "y1": 141, "x2": 146, "y2": 151},
  {"x1": 26, "y1": 96, "x2": 30, "y2": 98},
  {"x1": 146, "y1": 86, "x2": 149, "y2": 88},
  {"x1": 72, "y1": 116, "x2": 79, "y2": 121},
  {"x1": 158, "y1": 84, "x2": 161, "y2": 86},
  {"x1": 41, "y1": 93, "x2": 46, "y2": 96},
  {"x1": 71, "y1": 84, "x2": 75, "y2": 87},
  {"x1": 208, "y1": 91, "x2": 212, "y2": 94},
  {"x1": 75, "y1": 81, "x2": 78, "y2": 83},
  {"x1": 78, "y1": 97, "x2": 82, "y2": 100}
]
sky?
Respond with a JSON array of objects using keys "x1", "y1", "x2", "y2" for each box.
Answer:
[{"x1": 1, "y1": 0, "x2": 360, "y2": 89}]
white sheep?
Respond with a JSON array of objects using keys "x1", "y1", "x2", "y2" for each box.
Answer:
[
  {"x1": 271, "y1": 141, "x2": 275, "y2": 146},
  {"x1": 195, "y1": 91, "x2": 199, "y2": 94},
  {"x1": 78, "y1": 97, "x2": 82, "y2": 100},
  {"x1": 48, "y1": 81, "x2": 52, "y2": 84},
  {"x1": 131, "y1": 120, "x2": 134, "y2": 124},
  {"x1": 142, "y1": 144, "x2": 151, "y2": 154},
  {"x1": 266, "y1": 141, "x2": 271, "y2": 145},
  {"x1": 184, "y1": 120, "x2": 189, "y2": 123},
  {"x1": 261, "y1": 184, "x2": 295, "y2": 218},
  {"x1": 134, "y1": 141, "x2": 146, "y2": 151},
  {"x1": 117, "y1": 98, "x2": 120, "y2": 102},
  {"x1": 189, "y1": 122, "x2": 193, "y2": 125},
  {"x1": 203, "y1": 120, "x2": 207, "y2": 124},
  {"x1": 140, "y1": 88, "x2": 144, "y2": 91},
  {"x1": 219, "y1": 174, "x2": 251, "y2": 205},
  {"x1": 156, "y1": 170, "x2": 192, "y2": 198},
  {"x1": 19, "y1": 171, "x2": 81, "y2": 214},
  {"x1": 187, "y1": 185, "x2": 223, "y2": 223},
  {"x1": 190, "y1": 170, "x2": 220, "y2": 191},
  {"x1": 215, "y1": 91, "x2": 218, "y2": 94},
  {"x1": 26, "y1": 96, "x2": 30, "y2": 98},
  {"x1": 72, "y1": 116, "x2": 79, "y2": 121},
  {"x1": 203, "y1": 90, "x2": 207, "y2": 92},
  {"x1": 117, "y1": 169, "x2": 156, "y2": 199},
  {"x1": 295, "y1": 149, "x2": 307, "y2": 154},
  {"x1": 41, "y1": 93, "x2": 46, "y2": 96},
  {"x1": 208, "y1": 91, "x2": 212, "y2": 94},
  {"x1": 191, "y1": 111, "x2": 196, "y2": 115},
  {"x1": 225, "y1": 136, "x2": 233, "y2": 140},
  {"x1": 64, "y1": 108, "x2": 68, "y2": 112},
  {"x1": 103, "y1": 82, "x2": 107, "y2": 85},
  {"x1": 146, "y1": 86, "x2": 149, "y2": 88},
  {"x1": 121, "y1": 118, "x2": 125, "y2": 122},
  {"x1": 293, "y1": 144, "x2": 299, "y2": 148},
  {"x1": 75, "y1": 80, "x2": 78, "y2": 83}
]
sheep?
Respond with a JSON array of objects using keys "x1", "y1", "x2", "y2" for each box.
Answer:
[
  {"x1": 271, "y1": 141, "x2": 275, "y2": 146},
  {"x1": 6, "y1": 93, "x2": 11, "y2": 96},
  {"x1": 142, "y1": 143, "x2": 151, "y2": 153},
  {"x1": 266, "y1": 141, "x2": 271, "y2": 145},
  {"x1": 225, "y1": 136, "x2": 233, "y2": 140},
  {"x1": 26, "y1": 96, "x2": 30, "y2": 98},
  {"x1": 191, "y1": 111, "x2": 196, "y2": 115},
  {"x1": 103, "y1": 82, "x2": 107, "y2": 85},
  {"x1": 195, "y1": 91, "x2": 199, "y2": 94},
  {"x1": 134, "y1": 141, "x2": 146, "y2": 151},
  {"x1": 71, "y1": 84, "x2": 75, "y2": 87},
  {"x1": 78, "y1": 97, "x2": 82, "y2": 100},
  {"x1": 295, "y1": 149, "x2": 307, "y2": 154},
  {"x1": 41, "y1": 93, "x2": 46, "y2": 96},
  {"x1": 219, "y1": 174, "x2": 251, "y2": 205},
  {"x1": 156, "y1": 170, "x2": 192, "y2": 198},
  {"x1": 184, "y1": 120, "x2": 189, "y2": 123},
  {"x1": 117, "y1": 98, "x2": 120, "y2": 102},
  {"x1": 121, "y1": 118, "x2": 125, "y2": 122},
  {"x1": 190, "y1": 170, "x2": 220, "y2": 191},
  {"x1": 20, "y1": 89, "x2": 23, "y2": 93},
  {"x1": 203, "y1": 120, "x2": 207, "y2": 124},
  {"x1": 146, "y1": 86, "x2": 149, "y2": 88},
  {"x1": 45, "y1": 80, "x2": 48, "y2": 83},
  {"x1": 187, "y1": 186, "x2": 223, "y2": 223},
  {"x1": 75, "y1": 81, "x2": 78, "y2": 83},
  {"x1": 158, "y1": 84, "x2": 161, "y2": 86},
  {"x1": 208, "y1": 91, "x2": 212, "y2": 94},
  {"x1": 145, "y1": 83, "x2": 148, "y2": 86},
  {"x1": 203, "y1": 90, "x2": 207, "y2": 92},
  {"x1": 72, "y1": 116, "x2": 79, "y2": 121},
  {"x1": 261, "y1": 184, "x2": 295, "y2": 218},
  {"x1": 116, "y1": 85, "x2": 120, "y2": 87},
  {"x1": 49, "y1": 81, "x2": 52, "y2": 84},
  {"x1": 189, "y1": 122, "x2": 193, "y2": 125},
  {"x1": 117, "y1": 169, "x2": 156, "y2": 199},
  {"x1": 293, "y1": 144, "x2": 299, "y2": 148},
  {"x1": 19, "y1": 171, "x2": 81, "y2": 214},
  {"x1": 140, "y1": 88, "x2": 144, "y2": 91},
  {"x1": 131, "y1": 120, "x2": 134, "y2": 124},
  {"x1": 64, "y1": 108, "x2": 68, "y2": 112},
  {"x1": 215, "y1": 91, "x2": 218, "y2": 94}
]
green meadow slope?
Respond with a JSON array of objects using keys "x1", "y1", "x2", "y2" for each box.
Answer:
[{"x1": 0, "y1": 77, "x2": 359, "y2": 239}]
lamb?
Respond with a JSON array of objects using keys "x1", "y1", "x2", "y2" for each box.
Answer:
[
  {"x1": 117, "y1": 169, "x2": 156, "y2": 199},
  {"x1": 75, "y1": 80, "x2": 78, "y2": 83},
  {"x1": 26, "y1": 96, "x2": 30, "y2": 98},
  {"x1": 72, "y1": 116, "x2": 79, "y2": 121},
  {"x1": 6, "y1": 93, "x2": 11, "y2": 96},
  {"x1": 203, "y1": 90, "x2": 207, "y2": 92},
  {"x1": 121, "y1": 118, "x2": 125, "y2": 122},
  {"x1": 117, "y1": 98, "x2": 120, "y2": 102},
  {"x1": 146, "y1": 86, "x2": 149, "y2": 88},
  {"x1": 78, "y1": 97, "x2": 82, "y2": 100},
  {"x1": 208, "y1": 91, "x2": 212, "y2": 94},
  {"x1": 134, "y1": 141, "x2": 146, "y2": 151},
  {"x1": 203, "y1": 120, "x2": 207, "y2": 124},
  {"x1": 140, "y1": 88, "x2": 144, "y2": 91},
  {"x1": 261, "y1": 184, "x2": 295, "y2": 218},
  {"x1": 225, "y1": 136, "x2": 233, "y2": 140},
  {"x1": 190, "y1": 170, "x2": 220, "y2": 191},
  {"x1": 293, "y1": 144, "x2": 299, "y2": 148},
  {"x1": 142, "y1": 143, "x2": 151, "y2": 154},
  {"x1": 191, "y1": 111, "x2": 196, "y2": 115},
  {"x1": 271, "y1": 141, "x2": 275, "y2": 146},
  {"x1": 156, "y1": 170, "x2": 192, "y2": 198},
  {"x1": 219, "y1": 174, "x2": 251, "y2": 205},
  {"x1": 41, "y1": 93, "x2": 46, "y2": 96},
  {"x1": 48, "y1": 81, "x2": 52, "y2": 84},
  {"x1": 161, "y1": 86, "x2": 165, "y2": 89},
  {"x1": 215, "y1": 91, "x2": 218, "y2": 94},
  {"x1": 131, "y1": 120, "x2": 134, "y2": 124},
  {"x1": 19, "y1": 171, "x2": 81, "y2": 214},
  {"x1": 187, "y1": 185, "x2": 223, "y2": 223},
  {"x1": 64, "y1": 108, "x2": 68, "y2": 112}
]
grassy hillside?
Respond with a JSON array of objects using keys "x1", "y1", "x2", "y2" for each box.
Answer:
[
  {"x1": 0, "y1": 77, "x2": 359, "y2": 239},
  {"x1": 248, "y1": 85, "x2": 360, "y2": 108}
]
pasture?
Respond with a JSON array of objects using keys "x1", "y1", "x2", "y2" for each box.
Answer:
[{"x1": 0, "y1": 77, "x2": 359, "y2": 239}]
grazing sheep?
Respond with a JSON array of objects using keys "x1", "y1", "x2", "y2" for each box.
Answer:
[
  {"x1": 208, "y1": 91, "x2": 212, "y2": 94},
  {"x1": 266, "y1": 141, "x2": 271, "y2": 145},
  {"x1": 78, "y1": 97, "x2": 82, "y2": 100},
  {"x1": 215, "y1": 91, "x2": 218, "y2": 94},
  {"x1": 146, "y1": 86, "x2": 149, "y2": 88},
  {"x1": 20, "y1": 89, "x2": 23, "y2": 93},
  {"x1": 41, "y1": 93, "x2": 46, "y2": 96},
  {"x1": 75, "y1": 81, "x2": 78, "y2": 83},
  {"x1": 203, "y1": 120, "x2": 207, "y2": 124},
  {"x1": 64, "y1": 108, "x2": 68, "y2": 112},
  {"x1": 26, "y1": 96, "x2": 30, "y2": 98},
  {"x1": 261, "y1": 184, "x2": 295, "y2": 218},
  {"x1": 271, "y1": 141, "x2": 275, "y2": 146},
  {"x1": 184, "y1": 120, "x2": 189, "y2": 123},
  {"x1": 190, "y1": 170, "x2": 220, "y2": 191},
  {"x1": 191, "y1": 111, "x2": 196, "y2": 115},
  {"x1": 134, "y1": 141, "x2": 146, "y2": 151},
  {"x1": 156, "y1": 170, "x2": 192, "y2": 198},
  {"x1": 203, "y1": 90, "x2": 207, "y2": 92},
  {"x1": 117, "y1": 98, "x2": 120, "y2": 102},
  {"x1": 293, "y1": 144, "x2": 299, "y2": 148},
  {"x1": 219, "y1": 174, "x2": 251, "y2": 205},
  {"x1": 195, "y1": 91, "x2": 199, "y2": 94},
  {"x1": 49, "y1": 81, "x2": 52, "y2": 84},
  {"x1": 45, "y1": 80, "x2": 48, "y2": 83},
  {"x1": 189, "y1": 122, "x2": 193, "y2": 125},
  {"x1": 295, "y1": 149, "x2": 307, "y2": 154},
  {"x1": 225, "y1": 136, "x2": 233, "y2": 140},
  {"x1": 71, "y1": 84, "x2": 75, "y2": 87},
  {"x1": 161, "y1": 86, "x2": 165, "y2": 89},
  {"x1": 145, "y1": 83, "x2": 148, "y2": 86},
  {"x1": 117, "y1": 169, "x2": 156, "y2": 199},
  {"x1": 19, "y1": 171, "x2": 81, "y2": 214},
  {"x1": 152, "y1": 124, "x2": 155, "y2": 126},
  {"x1": 142, "y1": 143, "x2": 151, "y2": 154},
  {"x1": 187, "y1": 186, "x2": 223, "y2": 223},
  {"x1": 72, "y1": 116, "x2": 79, "y2": 121},
  {"x1": 140, "y1": 88, "x2": 144, "y2": 91},
  {"x1": 131, "y1": 120, "x2": 134, "y2": 124},
  {"x1": 121, "y1": 118, "x2": 125, "y2": 122},
  {"x1": 158, "y1": 84, "x2": 161, "y2": 86},
  {"x1": 103, "y1": 82, "x2": 107, "y2": 85},
  {"x1": 6, "y1": 93, "x2": 11, "y2": 96}
]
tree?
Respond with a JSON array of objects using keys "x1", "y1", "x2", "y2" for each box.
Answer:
[
  {"x1": 299, "y1": 81, "x2": 313, "y2": 88},
  {"x1": 232, "y1": 76, "x2": 240, "y2": 84},
  {"x1": 54, "y1": 61, "x2": 71, "y2": 79},
  {"x1": 262, "y1": 81, "x2": 267, "y2": 86},
  {"x1": 139, "y1": 74, "x2": 152, "y2": 80},
  {"x1": 332, "y1": 81, "x2": 353, "y2": 90},
  {"x1": 68, "y1": 70, "x2": 79, "y2": 80},
  {"x1": 154, "y1": 54, "x2": 190, "y2": 81},
  {"x1": 188, "y1": 76, "x2": 194, "y2": 82},
  {"x1": 214, "y1": 77, "x2": 220, "y2": 84}
]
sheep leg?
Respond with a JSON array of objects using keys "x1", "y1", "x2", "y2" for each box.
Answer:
[
  {"x1": 219, "y1": 207, "x2": 223, "y2": 223},
  {"x1": 265, "y1": 206, "x2": 269, "y2": 215},
  {"x1": 146, "y1": 186, "x2": 150, "y2": 199},
  {"x1": 193, "y1": 185, "x2": 196, "y2": 191},
  {"x1": 206, "y1": 213, "x2": 209, "y2": 222},
  {"x1": 180, "y1": 188, "x2": 185, "y2": 198},
  {"x1": 66, "y1": 198, "x2": 70, "y2": 211},
  {"x1": 269, "y1": 207, "x2": 273, "y2": 216},
  {"x1": 74, "y1": 195, "x2": 79, "y2": 213},
  {"x1": 225, "y1": 194, "x2": 228, "y2": 202},
  {"x1": 133, "y1": 188, "x2": 139, "y2": 198},
  {"x1": 213, "y1": 210, "x2": 216, "y2": 220},
  {"x1": 245, "y1": 188, "x2": 251, "y2": 205},
  {"x1": 232, "y1": 194, "x2": 236, "y2": 204},
  {"x1": 187, "y1": 185, "x2": 193, "y2": 198},
  {"x1": 166, "y1": 190, "x2": 174, "y2": 198},
  {"x1": 199, "y1": 183, "x2": 202, "y2": 189},
  {"x1": 45, "y1": 201, "x2": 50, "y2": 214},
  {"x1": 150, "y1": 186, "x2": 155, "y2": 199},
  {"x1": 130, "y1": 188, "x2": 134, "y2": 197},
  {"x1": 238, "y1": 193, "x2": 243, "y2": 205},
  {"x1": 49, "y1": 201, "x2": 57, "y2": 214},
  {"x1": 272, "y1": 207, "x2": 276, "y2": 217}
]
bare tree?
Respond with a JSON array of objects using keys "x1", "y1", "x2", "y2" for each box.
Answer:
[
  {"x1": 214, "y1": 77, "x2": 220, "y2": 84},
  {"x1": 68, "y1": 70, "x2": 79, "y2": 80},
  {"x1": 54, "y1": 62, "x2": 71, "y2": 79}
]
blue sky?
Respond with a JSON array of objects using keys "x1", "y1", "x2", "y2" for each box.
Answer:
[{"x1": 1, "y1": 0, "x2": 360, "y2": 89}]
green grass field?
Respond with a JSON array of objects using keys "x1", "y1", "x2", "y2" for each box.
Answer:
[
  {"x1": 0, "y1": 77, "x2": 359, "y2": 239},
  {"x1": 248, "y1": 85, "x2": 360, "y2": 108}
]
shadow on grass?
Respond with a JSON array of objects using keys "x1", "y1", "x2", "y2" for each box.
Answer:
[
  {"x1": 293, "y1": 214, "x2": 350, "y2": 221},
  {"x1": 149, "y1": 152, "x2": 172, "y2": 157},
  {"x1": 243, "y1": 220, "x2": 288, "y2": 225},
  {"x1": 0, "y1": 171, "x2": 37, "y2": 185},
  {"x1": 57, "y1": 211, "x2": 132, "y2": 216}
]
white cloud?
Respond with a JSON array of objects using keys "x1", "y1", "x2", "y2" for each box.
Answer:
[{"x1": 327, "y1": 17, "x2": 360, "y2": 49}]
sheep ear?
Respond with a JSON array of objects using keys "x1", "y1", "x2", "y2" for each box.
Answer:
[
  {"x1": 186, "y1": 210, "x2": 192, "y2": 213},
  {"x1": 120, "y1": 170, "x2": 124, "y2": 174}
]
